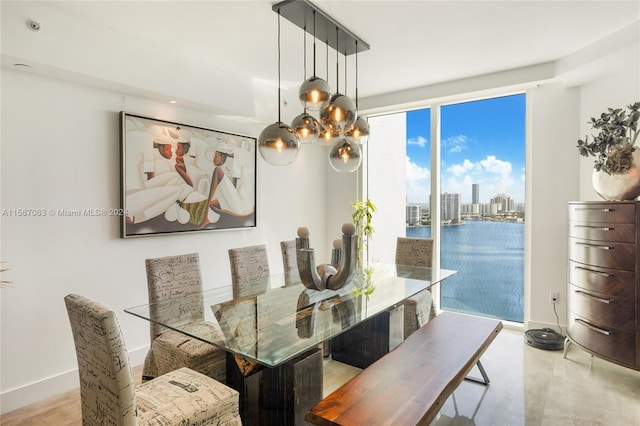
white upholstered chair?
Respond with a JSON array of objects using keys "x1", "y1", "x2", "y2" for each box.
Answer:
[
  {"x1": 396, "y1": 237, "x2": 437, "y2": 339},
  {"x1": 142, "y1": 253, "x2": 226, "y2": 383},
  {"x1": 228, "y1": 244, "x2": 270, "y2": 298},
  {"x1": 64, "y1": 293, "x2": 241, "y2": 426}
]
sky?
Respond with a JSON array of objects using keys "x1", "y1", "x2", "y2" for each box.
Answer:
[{"x1": 406, "y1": 93, "x2": 526, "y2": 204}]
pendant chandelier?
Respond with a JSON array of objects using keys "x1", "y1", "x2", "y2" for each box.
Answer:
[{"x1": 264, "y1": 0, "x2": 370, "y2": 173}]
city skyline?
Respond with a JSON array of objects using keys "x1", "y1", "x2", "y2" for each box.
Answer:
[{"x1": 406, "y1": 94, "x2": 526, "y2": 204}]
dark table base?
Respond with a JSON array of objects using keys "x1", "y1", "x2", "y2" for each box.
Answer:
[{"x1": 227, "y1": 348, "x2": 323, "y2": 425}]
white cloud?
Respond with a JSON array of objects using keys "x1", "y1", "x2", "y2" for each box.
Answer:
[
  {"x1": 447, "y1": 159, "x2": 478, "y2": 176},
  {"x1": 443, "y1": 134, "x2": 471, "y2": 153},
  {"x1": 407, "y1": 136, "x2": 428, "y2": 147},
  {"x1": 406, "y1": 156, "x2": 429, "y2": 180},
  {"x1": 441, "y1": 155, "x2": 523, "y2": 202},
  {"x1": 406, "y1": 156, "x2": 430, "y2": 203},
  {"x1": 480, "y1": 155, "x2": 512, "y2": 174}
]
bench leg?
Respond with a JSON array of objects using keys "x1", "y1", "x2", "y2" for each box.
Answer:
[{"x1": 464, "y1": 360, "x2": 490, "y2": 385}]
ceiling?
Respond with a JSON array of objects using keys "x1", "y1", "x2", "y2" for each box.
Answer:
[{"x1": 2, "y1": 1, "x2": 639, "y2": 128}]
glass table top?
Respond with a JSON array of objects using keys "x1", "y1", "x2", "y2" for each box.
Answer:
[{"x1": 125, "y1": 263, "x2": 456, "y2": 368}]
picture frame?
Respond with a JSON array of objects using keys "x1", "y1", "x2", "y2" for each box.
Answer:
[{"x1": 120, "y1": 112, "x2": 257, "y2": 238}]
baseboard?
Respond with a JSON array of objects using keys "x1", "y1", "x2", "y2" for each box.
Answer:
[
  {"x1": 1, "y1": 345, "x2": 148, "y2": 415},
  {"x1": 526, "y1": 320, "x2": 566, "y2": 334}
]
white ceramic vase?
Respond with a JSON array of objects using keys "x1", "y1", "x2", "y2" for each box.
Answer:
[{"x1": 592, "y1": 148, "x2": 640, "y2": 200}]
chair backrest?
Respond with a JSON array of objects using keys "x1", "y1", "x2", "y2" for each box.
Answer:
[
  {"x1": 145, "y1": 253, "x2": 204, "y2": 341},
  {"x1": 280, "y1": 240, "x2": 299, "y2": 286},
  {"x1": 64, "y1": 294, "x2": 137, "y2": 426},
  {"x1": 395, "y1": 237, "x2": 434, "y2": 267},
  {"x1": 228, "y1": 244, "x2": 270, "y2": 298}
]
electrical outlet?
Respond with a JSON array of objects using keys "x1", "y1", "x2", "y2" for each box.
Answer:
[{"x1": 549, "y1": 292, "x2": 560, "y2": 304}]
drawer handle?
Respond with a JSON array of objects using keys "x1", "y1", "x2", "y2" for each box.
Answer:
[
  {"x1": 574, "y1": 290, "x2": 611, "y2": 304},
  {"x1": 573, "y1": 208, "x2": 613, "y2": 212},
  {"x1": 573, "y1": 266, "x2": 612, "y2": 278},
  {"x1": 574, "y1": 242, "x2": 612, "y2": 250},
  {"x1": 573, "y1": 225, "x2": 612, "y2": 231},
  {"x1": 575, "y1": 318, "x2": 611, "y2": 336}
]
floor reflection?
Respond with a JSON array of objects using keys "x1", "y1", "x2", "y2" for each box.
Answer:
[{"x1": 324, "y1": 327, "x2": 640, "y2": 425}]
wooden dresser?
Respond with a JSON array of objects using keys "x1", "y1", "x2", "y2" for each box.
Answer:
[{"x1": 567, "y1": 201, "x2": 639, "y2": 370}]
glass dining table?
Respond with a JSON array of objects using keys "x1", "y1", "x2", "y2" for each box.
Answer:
[{"x1": 125, "y1": 263, "x2": 456, "y2": 425}]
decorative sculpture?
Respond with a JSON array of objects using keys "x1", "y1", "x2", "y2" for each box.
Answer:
[{"x1": 296, "y1": 223, "x2": 358, "y2": 291}]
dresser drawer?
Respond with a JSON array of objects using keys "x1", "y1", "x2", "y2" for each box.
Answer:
[
  {"x1": 568, "y1": 284, "x2": 635, "y2": 332},
  {"x1": 569, "y1": 202, "x2": 636, "y2": 223},
  {"x1": 568, "y1": 260, "x2": 635, "y2": 296},
  {"x1": 568, "y1": 221, "x2": 636, "y2": 243},
  {"x1": 567, "y1": 311, "x2": 636, "y2": 368},
  {"x1": 568, "y1": 237, "x2": 637, "y2": 271}
]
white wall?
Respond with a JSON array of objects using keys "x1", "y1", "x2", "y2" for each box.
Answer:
[
  {"x1": 0, "y1": 69, "x2": 331, "y2": 413},
  {"x1": 365, "y1": 113, "x2": 408, "y2": 264},
  {"x1": 578, "y1": 54, "x2": 640, "y2": 200},
  {"x1": 526, "y1": 83, "x2": 580, "y2": 330}
]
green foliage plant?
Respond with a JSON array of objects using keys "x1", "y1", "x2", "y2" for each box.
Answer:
[
  {"x1": 577, "y1": 102, "x2": 640, "y2": 175},
  {"x1": 351, "y1": 198, "x2": 376, "y2": 261}
]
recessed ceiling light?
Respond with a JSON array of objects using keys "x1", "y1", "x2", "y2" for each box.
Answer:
[
  {"x1": 27, "y1": 20, "x2": 41, "y2": 32},
  {"x1": 169, "y1": 100, "x2": 177, "y2": 104}
]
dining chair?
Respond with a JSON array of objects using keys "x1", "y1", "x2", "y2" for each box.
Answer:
[
  {"x1": 228, "y1": 244, "x2": 270, "y2": 298},
  {"x1": 227, "y1": 244, "x2": 271, "y2": 376},
  {"x1": 280, "y1": 240, "x2": 300, "y2": 286},
  {"x1": 64, "y1": 294, "x2": 241, "y2": 426},
  {"x1": 143, "y1": 253, "x2": 226, "y2": 383},
  {"x1": 396, "y1": 237, "x2": 437, "y2": 339}
]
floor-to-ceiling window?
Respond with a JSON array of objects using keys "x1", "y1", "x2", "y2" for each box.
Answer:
[{"x1": 368, "y1": 93, "x2": 525, "y2": 323}]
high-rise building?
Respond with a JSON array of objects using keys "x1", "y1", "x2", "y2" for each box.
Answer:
[
  {"x1": 472, "y1": 183, "x2": 479, "y2": 204},
  {"x1": 441, "y1": 193, "x2": 460, "y2": 221},
  {"x1": 490, "y1": 194, "x2": 514, "y2": 213},
  {"x1": 406, "y1": 204, "x2": 421, "y2": 226}
]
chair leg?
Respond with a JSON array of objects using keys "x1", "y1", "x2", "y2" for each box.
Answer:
[{"x1": 464, "y1": 360, "x2": 490, "y2": 385}]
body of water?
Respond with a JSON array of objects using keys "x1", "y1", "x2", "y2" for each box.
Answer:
[{"x1": 407, "y1": 220, "x2": 524, "y2": 323}]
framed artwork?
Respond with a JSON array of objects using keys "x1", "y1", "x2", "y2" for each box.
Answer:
[{"x1": 120, "y1": 112, "x2": 257, "y2": 238}]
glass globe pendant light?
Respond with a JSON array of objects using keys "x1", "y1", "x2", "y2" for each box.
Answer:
[
  {"x1": 298, "y1": 11, "x2": 331, "y2": 112},
  {"x1": 291, "y1": 23, "x2": 320, "y2": 144},
  {"x1": 329, "y1": 135, "x2": 362, "y2": 173},
  {"x1": 345, "y1": 41, "x2": 370, "y2": 144},
  {"x1": 291, "y1": 112, "x2": 320, "y2": 144},
  {"x1": 318, "y1": 126, "x2": 340, "y2": 145},
  {"x1": 259, "y1": 9, "x2": 300, "y2": 166},
  {"x1": 321, "y1": 27, "x2": 357, "y2": 134}
]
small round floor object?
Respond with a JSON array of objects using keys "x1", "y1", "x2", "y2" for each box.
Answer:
[{"x1": 524, "y1": 328, "x2": 564, "y2": 351}]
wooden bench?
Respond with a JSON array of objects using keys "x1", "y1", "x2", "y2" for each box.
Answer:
[{"x1": 305, "y1": 311, "x2": 503, "y2": 425}]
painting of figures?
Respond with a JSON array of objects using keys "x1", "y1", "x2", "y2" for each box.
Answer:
[{"x1": 120, "y1": 112, "x2": 256, "y2": 237}]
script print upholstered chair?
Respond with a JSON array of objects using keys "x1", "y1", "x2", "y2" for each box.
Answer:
[
  {"x1": 228, "y1": 244, "x2": 270, "y2": 299},
  {"x1": 396, "y1": 237, "x2": 437, "y2": 339},
  {"x1": 64, "y1": 294, "x2": 241, "y2": 426},
  {"x1": 226, "y1": 244, "x2": 270, "y2": 375},
  {"x1": 280, "y1": 240, "x2": 300, "y2": 286},
  {"x1": 143, "y1": 253, "x2": 226, "y2": 383}
]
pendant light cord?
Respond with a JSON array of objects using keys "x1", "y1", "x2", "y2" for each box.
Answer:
[
  {"x1": 344, "y1": 51, "x2": 348, "y2": 97},
  {"x1": 312, "y1": 11, "x2": 317, "y2": 77},
  {"x1": 335, "y1": 27, "x2": 339, "y2": 93},
  {"x1": 277, "y1": 8, "x2": 282, "y2": 123},
  {"x1": 303, "y1": 24, "x2": 307, "y2": 80},
  {"x1": 355, "y1": 41, "x2": 359, "y2": 109}
]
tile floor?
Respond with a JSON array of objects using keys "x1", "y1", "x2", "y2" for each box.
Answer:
[
  {"x1": 430, "y1": 328, "x2": 640, "y2": 425},
  {"x1": 3, "y1": 328, "x2": 639, "y2": 425}
]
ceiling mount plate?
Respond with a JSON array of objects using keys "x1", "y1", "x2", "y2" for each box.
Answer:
[{"x1": 273, "y1": 0, "x2": 370, "y2": 56}]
